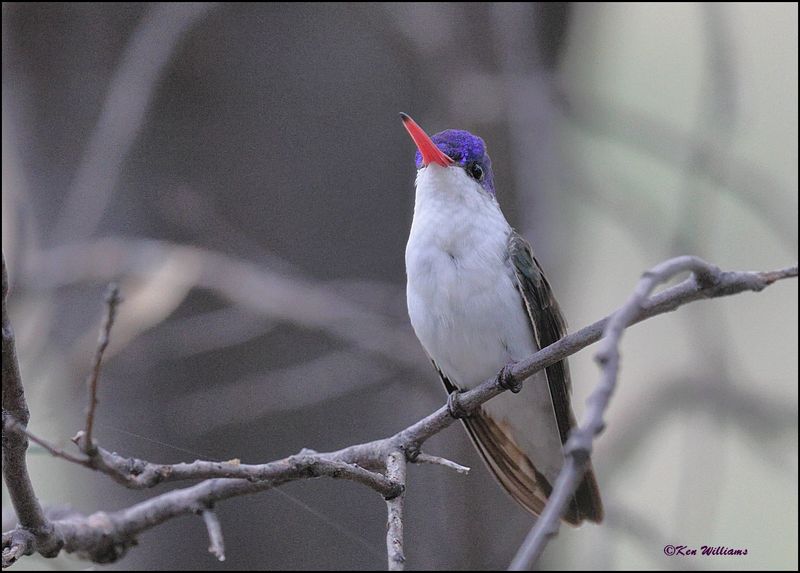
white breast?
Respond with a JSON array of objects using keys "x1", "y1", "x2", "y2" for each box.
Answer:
[
  {"x1": 405, "y1": 165, "x2": 528, "y2": 385},
  {"x1": 405, "y1": 164, "x2": 565, "y2": 482}
]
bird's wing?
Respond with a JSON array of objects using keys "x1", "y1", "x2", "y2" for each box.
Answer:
[{"x1": 506, "y1": 230, "x2": 603, "y2": 523}]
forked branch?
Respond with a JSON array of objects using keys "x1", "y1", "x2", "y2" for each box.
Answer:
[{"x1": 1, "y1": 255, "x2": 796, "y2": 569}]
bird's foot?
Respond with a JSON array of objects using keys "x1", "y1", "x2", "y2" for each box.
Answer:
[
  {"x1": 447, "y1": 391, "x2": 468, "y2": 419},
  {"x1": 496, "y1": 364, "x2": 521, "y2": 393}
]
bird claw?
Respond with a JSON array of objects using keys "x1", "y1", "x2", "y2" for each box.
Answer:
[
  {"x1": 496, "y1": 364, "x2": 521, "y2": 393},
  {"x1": 447, "y1": 391, "x2": 468, "y2": 419}
]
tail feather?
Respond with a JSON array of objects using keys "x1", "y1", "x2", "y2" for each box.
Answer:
[
  {"x1": 462, "y1": 409, "x2": 603, "y2": 525},
  {"x1": 563, "y1": 462, "x2": 604, "y2": 525}
]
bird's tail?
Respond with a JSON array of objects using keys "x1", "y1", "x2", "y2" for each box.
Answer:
[
  {"x1": 460, "y1": 409, "x2": 603, "y2": 525},
  {"x1": 563, "y1": 463, "x2": 604, "y2": 525}
]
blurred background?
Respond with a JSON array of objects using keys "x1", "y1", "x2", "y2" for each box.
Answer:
[{"x1": 2, "y1": 2, "x2": 797, "y2": 570}]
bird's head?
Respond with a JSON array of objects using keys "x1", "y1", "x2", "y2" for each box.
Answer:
[{"x1": 400, "y1": 113, "x2": 496, "y2": 197}]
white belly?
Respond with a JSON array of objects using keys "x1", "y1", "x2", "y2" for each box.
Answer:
[{"x1": 406, "y1": 227, "x2": 537, "y2": 389}]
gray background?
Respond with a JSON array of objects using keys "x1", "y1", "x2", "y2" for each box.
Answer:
[{"x1": 2, "y1": 3, "x2": 797, "y2": 570}]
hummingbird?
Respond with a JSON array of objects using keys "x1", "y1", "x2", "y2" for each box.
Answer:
[{"x1": 400, "y1": 113, "x2": 603, "y2": 524}]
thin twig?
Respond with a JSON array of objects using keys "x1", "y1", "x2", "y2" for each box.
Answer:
[
  {"x1": 2, "y1": 257, "x2": 82, "y2": 567},
  {"x1": 507, "y1": 256, "x2": 770, "y2": 570},
  {"x1": 82, "y1": 283, "x2": 121, "y2": 454},
  {"x1": 1, "y1": 254, "x2": 59, "y2": 565},
  {"x1": 3, "y1": 416, "x2": 90, "y2": 468},
  {"x1": 200, "y1": 507, "x2": 225, "y2": 562},
  {"x1": 2, "y1": 258, "x2": 796, "y2": 569},
  {"x1": 13, "y1": 421, "x2": 402, "y2": 497},
  {"x1": 385, "y1": 450, "x2": 407, "y2": 571},
  {"x1": 411, "y1": 452, "x2": 470, "y2": 474}
]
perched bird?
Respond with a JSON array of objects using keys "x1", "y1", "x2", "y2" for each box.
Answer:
[{"x1": 401, "y1": 113, "x2": 602, "y2": 524}]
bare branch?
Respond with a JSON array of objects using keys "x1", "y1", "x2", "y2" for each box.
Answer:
[
  {"x1": 1, "y1": 451, "x2": 402, "y2": 566},
  {"x1": 1, "y1": 529, "x2": 34, "y2": 569},
  {"x1": 82, "y1": 283, "x2": 121, "y2": 454},
  {"x1": 507, "y1": 257, "x2": 797, "y2": 570},
  {"x1": 1, "y1": 254, "x2": 59, "y2": 563},
  {"x1": 200, "y1": 508, "x2": 225, "y2": 562},
  {"x1": 2, "y1": 257, "x2": 795, "y2": 569},
  {"x1": 410, "y1": 452, "x2": 470, "y2": 475},
  {"x1": 12, "y1": 422, "x2": 402, "y2": 498},
  {"x1": 385, "y1": 450, "x2": 407, "y2": 571},
  {"x1": 4, "y1": 416, "x2": 90, "y2": 468}
]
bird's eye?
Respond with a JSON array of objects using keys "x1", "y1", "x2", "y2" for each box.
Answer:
[{"x1": 467, "y1": 162, "x2": 484, "y2": 181}]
